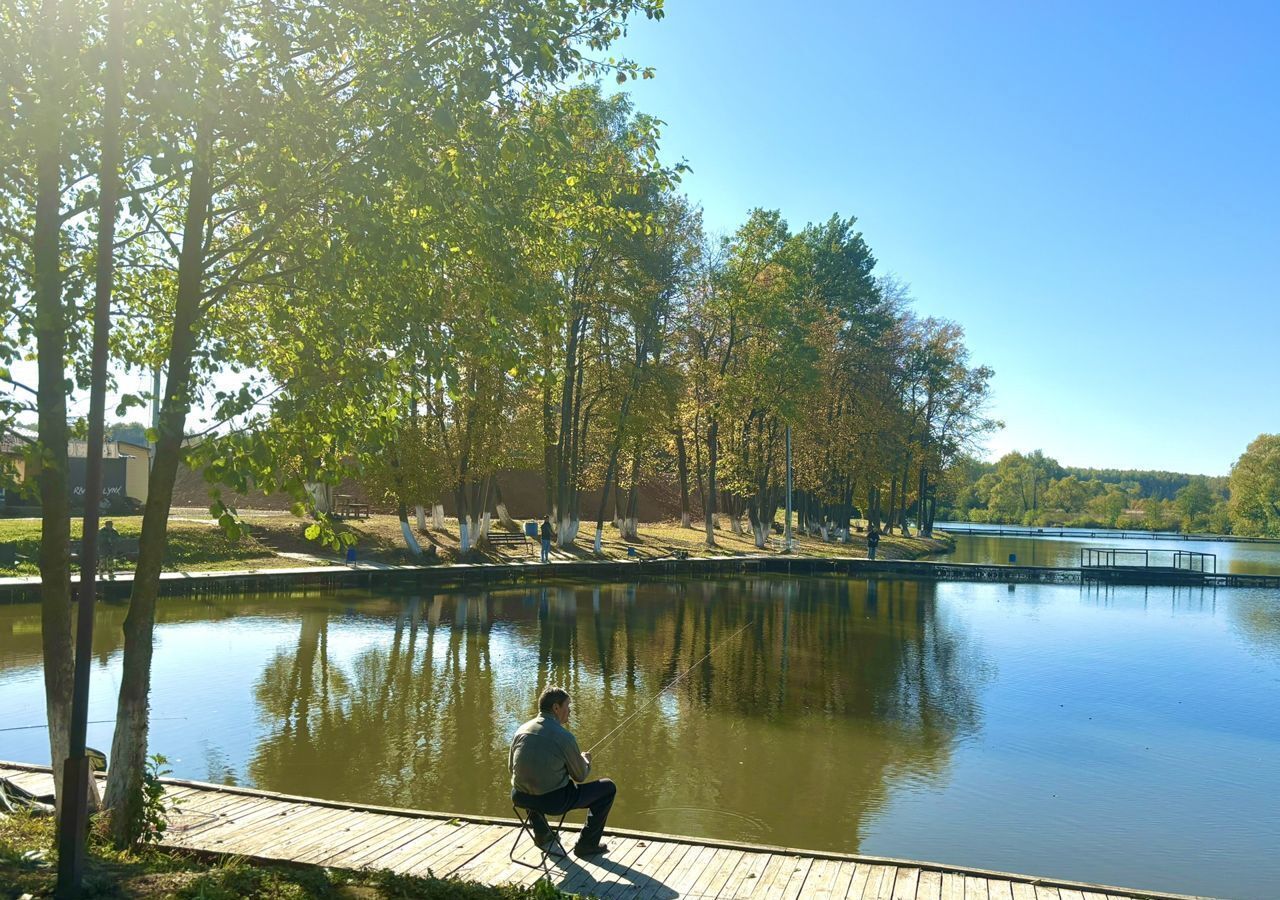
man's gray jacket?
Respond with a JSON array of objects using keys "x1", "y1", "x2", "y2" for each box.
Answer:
[{"x1": 509, "y1": 714, "x2": 591, "y2": 795}]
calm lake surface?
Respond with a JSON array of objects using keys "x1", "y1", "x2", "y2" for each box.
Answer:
[
  {"x1": 3, "y1": 575, "x2": 1279, "y2": 898},
  {"x1": 936, "y1": 521, "x2": 1280, "y2": 574}
]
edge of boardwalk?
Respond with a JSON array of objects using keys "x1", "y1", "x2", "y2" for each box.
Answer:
[{"x1": 0, "y1": 762, "x2": 1220, "y2": 900}]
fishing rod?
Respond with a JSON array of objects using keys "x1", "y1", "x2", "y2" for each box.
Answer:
[{"x1": 588, "y1": 618, "x2": 754, "y2": 754}]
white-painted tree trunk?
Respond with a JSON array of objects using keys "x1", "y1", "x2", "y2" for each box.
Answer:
[
  {"x1": 681, "y1": 511, "x2": 691, "y2": 528},
  {"x1": 459, "y1": 519, "x2": 471, "y2": 554},
  {"x1": 432, "y1": 504, "x2": 445, "y2": 530},
  {"x1": 400, "y1": 519, "x2": 423, "y2": 555},
  {"x1": 557, "y1": 513, "x2": 579, "y2": 547},
  {"x1": 621, "y1": 516, "x2": 638, "y2": 540},
  {"x1": 306, "y1": 482, "x2": 333, "y2": 515},
  {"x1": 496, "y1": 501, "x2": 515, "y2": 530},
  {"x1": 594, "y1": 525, "x2": 603, "y2": 553},
  {"x1": 752, "y1": 521, "x2": 769, "y2": 549},
  {"x1": 478, "y1": 512, "x2": 491, "y2": 543},
  {"x1": 415, "y1": 505, "x2": 426, "y2": 531},
  {"x1": 729, "y1": 516, "x2": 744, "y2": 536},
  {"x1": 819, "y1": 524, "x2": 829, "y2": 542}
]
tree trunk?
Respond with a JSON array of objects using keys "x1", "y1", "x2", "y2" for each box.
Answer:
[
  {"x1": 674, "y1": 426, "x2": 692, "y2": 528},
  {"x1": 33, "y1": 0, "x2": 73, "y2": 814},
  {"x1": 621, "y1": 453, "x2": 641, "y2": 540},
  {"x1": 105, "y1": 103, "x2": 217, "y2": 847},
  {"x1": 67, "y1": 0, "x2": 125, "y2": 832},
  {"x1": 415, "y1": 505, "x2": 426, "y2": 532},
  {"x1": 704, "y1": 418, "x2": 718, "y2": 547},
  {"x1": 431, "y1": 503, "x2": 445, "y2": 531},
  {"x1": 494, "y1": 481, "x2": 516, "y2": 530}
]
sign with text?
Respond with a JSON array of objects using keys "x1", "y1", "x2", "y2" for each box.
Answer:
[{"x1": 68, "y1": 457, "x2": 127, "y2": 500}]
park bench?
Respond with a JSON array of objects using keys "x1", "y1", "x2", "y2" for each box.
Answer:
[
  {"x1": 486, "y1": 530, "x2": 530, "y2": 555},
  {"x1": 69, "y1": 534, "x2": 141, "y2": 562},
  {"x1": 334, "y1": 494, "x2": 370, "y2": 519},
  {"x1": 0, "y1": 542, "x2": 19, "y2": 568}
]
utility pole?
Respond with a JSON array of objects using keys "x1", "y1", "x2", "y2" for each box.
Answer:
[{"x1": 784, "y1": 425, "x2": 793, "y2": 552}]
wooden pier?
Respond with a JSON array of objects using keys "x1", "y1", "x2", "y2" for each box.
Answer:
[
  {"x1": 0, "y1": 762, "x2": 1213, "y2": 900},
  {"x1": 940, "y1": 526, "x2": 1280, "y2": 545}
]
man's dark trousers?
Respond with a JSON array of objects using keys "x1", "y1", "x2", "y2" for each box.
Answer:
[{"x1": 512, "y1": 779, "x2": 616, "y2": 849}]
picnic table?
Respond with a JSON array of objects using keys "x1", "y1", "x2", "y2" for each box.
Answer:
[{"x1": 334, "y1": 494, "x2": 370, "y2": 519}]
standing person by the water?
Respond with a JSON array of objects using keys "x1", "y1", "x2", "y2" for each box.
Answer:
[
  {"x1": 509, "y1": 687, "x2": 616, "y2": 858},
  {"x1": 540, "y1": 516, "x2": 553, "y2": 563},
  {"x1": 867, "y1": 524, "x2": 880, "y2": 560}
]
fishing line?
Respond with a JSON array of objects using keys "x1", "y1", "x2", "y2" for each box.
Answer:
[
  {"x1": 588, "y1": 619, "x2": 754, "y2": 754},
  {"x1": 0, "y1": 716, "x2": 187, "y2": 734}
]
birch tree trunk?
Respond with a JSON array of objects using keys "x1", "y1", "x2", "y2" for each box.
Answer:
[{"x1": 33, "y1": 0, "x2": 73, "y2": 815}]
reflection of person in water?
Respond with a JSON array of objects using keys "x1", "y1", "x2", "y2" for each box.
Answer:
[{"x1": 509, "y1": 686, "x2": 616, "y2": 858}]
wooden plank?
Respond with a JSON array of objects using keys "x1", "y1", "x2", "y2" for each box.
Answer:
[
  {"x1": 237, "y1": 805, "x2": 355, "y2": 857},
  {"x1": 560, "y1": 836, "x2": 650, "y2": 896},
  {"x1": 404, "y1": 822, "x2": 506, "y2": 877},
  {"x1": 940, "y1": 872, "x2": 967, "y2": 900},
  {"x1": 259, "y1": 808, "x2": 383, "y2": 863},
  {"x1": 717, "y1": 851, "x2": 774, "y2": 899},
  {"x1": 738, "y1": 853, "x2": 789, "y2": 899},
  {"x1": 1034, "y1": 887, "x2": 1062, "y2": 900},
  {"x1": 164, "y1": 797, "x2": 304, "y2": 852},
  {"x1": 635, "y1": 839, "x2": 696, "y2": 900},
  {"x1": 843, "y1": 860, "x2": 873, "y2": 900},
  {"x1": 660, "y1": 843, "x2": 721, "y2": 899},
  {"x1": 311, "y1": 812, "x2": 432, "y2": 867},
  {"x1": 325, "y1": 816, "x2": 445, "y2": 870},
  {"x1": 987, "y1": 879, "x2": 1014, "y2": 900},
  {"x1": 591, "y1": 836, "x2": 679, "y2": 899},
  {"x1": 348, "y1": 819, "x2": 461, "y2": 871},
  {"x1": 892, "y1": 867, "x2": 922, "y2": 900},
  {"x1": 862, "y1": 864, "x2": 898, "y2": 900},
  {"x1": 799, "y1": 859, "x2": 841, "y2": 899},
  {"x1": 688, "y1": 848, "x2": 745, "y2": 899},
  {"x1": 1057, "y1": 892, "x2": 1086, "y2": 900},
  {"x1": 1009, "y1": 883, "x2": 1038, "y2": 900},
  {"x1": 915, "y1": 870, "x2": 943, "y2": 900},
  {"x1": 965, "y1": 875, "x2": 990, "y2": 900},
  {"x1": 776, "y1": 857, "x2": 816, "y2": 900}
]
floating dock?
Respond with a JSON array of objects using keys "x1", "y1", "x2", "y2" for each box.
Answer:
[{"x1": 0, "y1": 762, "x2": 1213, "y2": 900}]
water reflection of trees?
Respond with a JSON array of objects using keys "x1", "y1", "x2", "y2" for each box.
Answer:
[{"x1": 244, "y1": 576, "x2": 987, "y2": 854}]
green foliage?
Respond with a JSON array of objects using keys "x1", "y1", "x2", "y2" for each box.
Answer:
[
  {"x1": 1229, "y1": 434, "x2": 1280, "y2": 537},
  {"x1": 138, "y1": 753, "x2": 177, "y2": 846},
  {"x1": 947, "y1": 450, "x2": 1237, "y2": 531}
]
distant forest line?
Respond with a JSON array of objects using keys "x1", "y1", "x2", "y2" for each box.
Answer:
[{"x1": 941, "y1": 434, "x2": 1280, "y2": 537}]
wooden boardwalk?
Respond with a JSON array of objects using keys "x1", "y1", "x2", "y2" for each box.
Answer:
[{"x1": 0, "y1": 763, "x2": 1212, "y2": 900}]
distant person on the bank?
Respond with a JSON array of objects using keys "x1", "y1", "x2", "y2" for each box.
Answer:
[
  {"x1": 509, "y1": 687, "x2": 616, "y2": 858},
  {"x1": 866, "y1": 525, "x2": 880, "y2": 560},
  {"x1": 540, "y1": 517, "x2": 553, "y2": 563}
]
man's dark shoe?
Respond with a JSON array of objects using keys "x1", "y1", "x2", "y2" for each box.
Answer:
[{"x1": 573, "y1": 842, "x2": 609, "y2": 858}]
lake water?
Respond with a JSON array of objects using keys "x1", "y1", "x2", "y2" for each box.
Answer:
[
  {"x1": 936, "y1": 521, "x2": 1280, "y2": 575},
  {"x1": 2, "y1": 575, "x2": 1278, "y2": 898}
]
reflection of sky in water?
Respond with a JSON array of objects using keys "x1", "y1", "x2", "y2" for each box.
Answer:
[{"x1": 1, "y1": 577, "x2": 1278, "y2": 899}]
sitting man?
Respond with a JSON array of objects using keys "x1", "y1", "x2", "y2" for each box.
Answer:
[{"x1": 509, "y1": 686, "x2": 616, "y2": 858}]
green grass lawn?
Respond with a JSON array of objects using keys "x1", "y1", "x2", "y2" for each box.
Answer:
[{"x1": 1, "y1": 511, "x2": 952, "y2": 578}]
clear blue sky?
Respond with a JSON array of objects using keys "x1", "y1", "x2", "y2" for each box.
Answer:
[{"x1": 611, "y1": 0, "x2": 1279, "y2": 476}]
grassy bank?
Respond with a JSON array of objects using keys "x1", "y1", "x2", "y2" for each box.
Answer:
[
  {"x1": 0, "y1": 511, "x2": 952, "y2": 577},
  {"x1": 0, "y1": 809, "x2": 573, "y2": 899}
]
